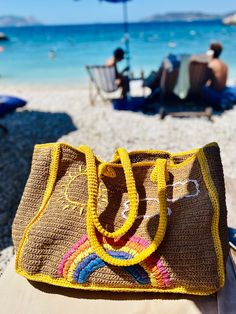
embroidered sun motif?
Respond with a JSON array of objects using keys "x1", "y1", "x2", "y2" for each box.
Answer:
[
  {"x1": 57, "y1": 166, "x2": 88, "y2": 215},
  {"x1": 57, "y1": 167, "x2": 109, "y2": 216}
]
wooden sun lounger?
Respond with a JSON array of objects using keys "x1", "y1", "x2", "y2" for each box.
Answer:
[{"x1": 159, "y1": 59, "x2": 212, "y2": 120}]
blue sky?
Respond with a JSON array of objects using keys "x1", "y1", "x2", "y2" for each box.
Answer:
[{"x1": 1, "y1": 0, "x2": 236, "y2": 25}]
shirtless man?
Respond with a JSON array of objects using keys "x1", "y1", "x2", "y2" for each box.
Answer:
[
  {"x1": 202, "y1": 42, "x2": 231, "y2": 109},
  {"x1": 106, "y1": 48, "x2": 130, "y2": 98},
  {"x1": 207, "y1": 43, "x2": 228, "y2": 91}
]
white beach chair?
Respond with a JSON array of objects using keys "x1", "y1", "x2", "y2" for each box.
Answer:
[{"x1": 85, "y1": 65, "x2": 119, "y2": 105}]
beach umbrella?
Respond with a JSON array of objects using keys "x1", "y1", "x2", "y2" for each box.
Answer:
[
  {"x1": 100, "y1": 0, "x2": 132, "y2": 69},
  {"x1": 74, "y1": 0, "x2": 132, "y2": 69}
]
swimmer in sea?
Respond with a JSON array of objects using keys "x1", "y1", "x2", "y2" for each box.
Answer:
[{"x1": 48, "y1": 49, "x2": 56, "y2": 59}]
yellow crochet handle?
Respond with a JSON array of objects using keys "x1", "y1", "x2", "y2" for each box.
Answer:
[
  {"x1": 80, "y1": 146, "x2": 138, "y2": 238},
  {"x1": 80, "y1": 145, "x2": 168, "y2": 267}
]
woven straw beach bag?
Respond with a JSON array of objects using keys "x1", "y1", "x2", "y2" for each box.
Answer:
[{"x1": 12, "y1": 142, "x2": 229, "y2": 295}]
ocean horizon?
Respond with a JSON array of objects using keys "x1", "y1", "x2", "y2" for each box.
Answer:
[{"x1": 1, "y1": 21, "x2": 236, "y2": 85}]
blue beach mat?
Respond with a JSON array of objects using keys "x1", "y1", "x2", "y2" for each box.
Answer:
[
  {"x1": 0, "y1": 95, "x2": 27, "y2": 116},
  {"x1": 202, "y1": 86, "x2": 236, "y2": 110},
  {"x1": 112, "y1": 97, "x2": 145, "y2": 112}
]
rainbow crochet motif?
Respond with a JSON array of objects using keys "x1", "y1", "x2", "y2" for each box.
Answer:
[{"x1": 58, "y1": 235, "x2": 171, "y2": 287}]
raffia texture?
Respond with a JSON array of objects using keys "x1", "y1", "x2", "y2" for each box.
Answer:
[{"x1": 12, "y1": 142, "x2": 229, "y2": 295}]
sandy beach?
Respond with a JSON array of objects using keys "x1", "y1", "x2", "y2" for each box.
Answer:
[
  {"x1": 1, "y1": 83, "x2": 236, "y2": 170},
  {"x1": 0, "y1": 82, "x2": 236, "y2": 275}
]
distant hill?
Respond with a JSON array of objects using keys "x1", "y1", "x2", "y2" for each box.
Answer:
[
  {"x1": 223, "y1": 13, "x2": 236, "y2": 25},
  {"x1": 0, "y1": 15, "x2": 42, "y2": 27},
  {"x1": 142, "y1": 12, "x2": 225, "y2": 22}
]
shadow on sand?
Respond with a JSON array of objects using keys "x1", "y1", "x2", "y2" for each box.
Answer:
[{"x1": 0, "y1": 109, "x2": 77, "y2": 250}]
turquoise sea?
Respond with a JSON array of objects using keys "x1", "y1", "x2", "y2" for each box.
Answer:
[{"x1": 0, "y1": 21, "x2": 236, "y2": 84}]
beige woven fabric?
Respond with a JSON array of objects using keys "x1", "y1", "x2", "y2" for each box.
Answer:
[
  {"x1": 0, "y1": 257, "x2": 222, "y2": 314},
  {"x1": 12, "y1": 143, "x2": 229, "y2": 294}
]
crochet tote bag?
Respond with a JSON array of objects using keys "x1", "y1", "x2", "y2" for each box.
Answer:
[{"x1": 12, "y1": 142, "x2": 229, "y2": 295}]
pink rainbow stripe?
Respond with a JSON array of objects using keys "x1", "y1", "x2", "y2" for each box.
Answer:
[
  {"x1": 146, "y1": 257, "x2": 171, "y2": 287},
  {"x1": 130, "y1": 236, "x2": 149, "y2": 248},
  {"x1": 58, "y1": 235, "x2": 87, "y2": 276}
]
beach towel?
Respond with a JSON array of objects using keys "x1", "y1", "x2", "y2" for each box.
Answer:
[
  {"x1": 202, "y1": 86, "x2": 236, "y2": 109},
  {"x1": 217, "y1": 252, "x2": 236, "y2": 313},
  {"x1": 0, "y1": 253, "x2": 235, "y2": 314},
  {"x1": 173, "y1": 54, "x2": 191, "y2": 99},
  {"x1": 221, "y1": 87, "x2": 236, "y2": 109}
]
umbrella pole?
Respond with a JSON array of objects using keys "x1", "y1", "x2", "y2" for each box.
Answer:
[{"x1": 123, "y1": 1, "x2": 130, "y2": 71}]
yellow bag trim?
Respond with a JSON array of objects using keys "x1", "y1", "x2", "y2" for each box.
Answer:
[
  {"x1": 15, "y1": 143, "x2": 61, "y2": 271},
  {"x1": 96, "y1": 154, "x2": 197, "y2": 170},
  {"x1": 111, "y1": 142, "x2": 218, "y2": 162},
  {"x1": 197, "y1": 149, "x2": 225, "y2": 288},
  {"x1": 15, "y1": 268, "x2": 219, "y2": 295},
  {"x1": 35, "y1": 141, "x2": 218, "y2": 169}
]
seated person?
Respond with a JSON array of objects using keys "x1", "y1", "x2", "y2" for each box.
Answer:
[
  {"x1": 106, "y1": 48, "x2": 130, "y2": 98},
  {"x1": 144, "y1": 54, "x2": 180, "y2": 93},
  {"x1": 207, "y1": 43, "x2": 228, "y2": 91},
  {"x1": 202, "y1": 42, "x2": 236, "y2": 109}
]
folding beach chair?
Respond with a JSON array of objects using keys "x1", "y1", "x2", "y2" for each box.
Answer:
[
  {"x1": 85, "y1": 65, "x2": 119, "y2": 105},
  {"x1": 159, "y1": 57, "x2": 212, "y2": 119}
]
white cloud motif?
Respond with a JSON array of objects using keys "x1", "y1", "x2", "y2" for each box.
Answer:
[
  {"x1": 121, "y1": 179, "x2": 200, "y2": 220},
  {"x1": 166, "y1": 179, "x2": 200, "y2": 202}
]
